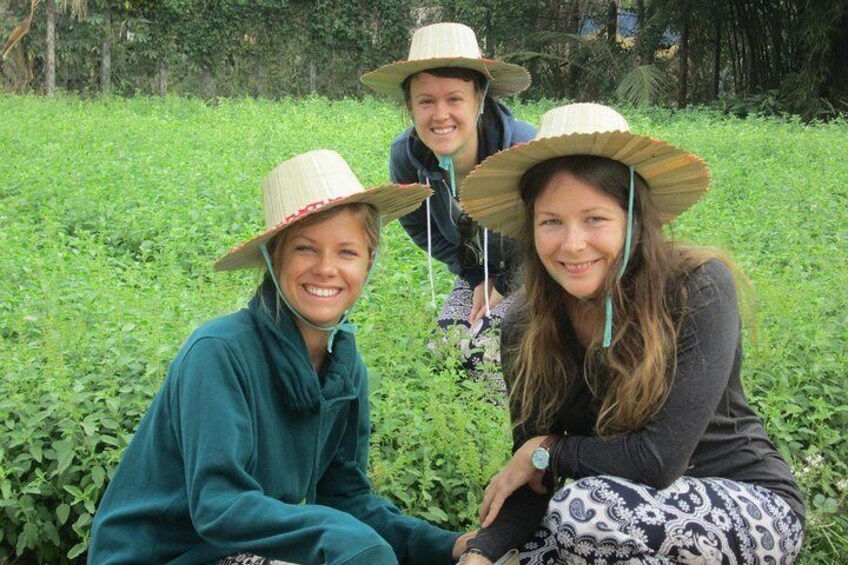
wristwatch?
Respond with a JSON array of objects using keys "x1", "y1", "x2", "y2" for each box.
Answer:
[{"x1": 531, "y1": 435, "x2": 558, "y2": 472}]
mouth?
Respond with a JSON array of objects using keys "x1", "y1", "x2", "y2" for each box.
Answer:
[
  {"x1": 558, "y1": 259, "x2": 601, "y2": 274},
  {"x1": 304, "y1": 284, "x2": 341, "y2": 298},
  {"x1": 431, "y1": 126, "x2": 456, "y2": 136}
]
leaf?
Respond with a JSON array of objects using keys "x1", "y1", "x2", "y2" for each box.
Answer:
[
  {"x1": 54, "y1": 440, "x2": 75, "y2": 475},
  {"x1": 91, "y1": 465, "x2": 106, "y2": 488},
  {"x1": 29, "y1": 443, "x2": 43, "y2": 463},
  {"x1": 57, "y1": 503, "x2": 71, "y2": 525},
  {"x1": 68, "y1": 542, "x2": 88, "y2": 559}
]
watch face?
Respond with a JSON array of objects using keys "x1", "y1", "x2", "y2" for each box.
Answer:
[{"x1": 531, "y1": 447, "x2": 550, "y2": 470}]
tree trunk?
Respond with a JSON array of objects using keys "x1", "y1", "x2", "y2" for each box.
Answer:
[
  {"x1": 712, "y1": 2, "x2": 722, "y2": 100},
  {"x1": 308, "y1": 60, "x2": 316, "y2": 93},
  {"x1": 200, "y1": 66, "x2": 215, "y2": 99},
  {"x1": 45, "y1": 0, "x2": 55, "y2": 96},
  {"x1": 677, "y1": 5, "x2": 690, "y2": 108},
  {"x1": 485, "y1": 7, "x2": 495, "y2": 58},
  {"x1": 606, "y1": 0, "x2": 618, "y2": 47},
  {"x1": 157, "y1": 60, "x2": 168, "y2": 96},
  {"x1": 100, "y1": 3, "x2": 112, "y2": 95}
]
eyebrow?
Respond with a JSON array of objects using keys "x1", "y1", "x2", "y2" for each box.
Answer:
[
  {"x1": 536, "y1": 206, "x2": 617, "y2": 216},
  {"x1": 414, "y1": 90, "x2": 465, "y2": 99},
  {"x1": 290, "y1": 234, "x2": 365, "y2": 248}
]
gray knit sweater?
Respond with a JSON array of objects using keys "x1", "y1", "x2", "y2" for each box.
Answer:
[{"x1": 467, "y1": 260, "x2": 804, "y2": 561}]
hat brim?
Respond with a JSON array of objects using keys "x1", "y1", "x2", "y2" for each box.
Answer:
[
  {"x1": 460, "y1": 132, "x2": 710, "y2": 239},
  {"x1": 360, "y1": 57, "x2": 531, "y2": 102},
  {"x1": 214, "y1": 183, "x2": 431, "y2": 272}
]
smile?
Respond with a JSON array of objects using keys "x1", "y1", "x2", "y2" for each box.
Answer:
[
  {"x1": 559, "y1": 259, "x2": 601, "y2": 274},
  {"x1": 431, "y1": 126, "x2": 456, "y2": 135},
  {"x1": 304, "y1": 285, "x2": 341, "y2": 298}
]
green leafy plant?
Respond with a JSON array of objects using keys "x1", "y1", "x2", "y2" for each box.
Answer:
[{"x1": 0, "y1": 95, "x2": 845, "y2": 563}]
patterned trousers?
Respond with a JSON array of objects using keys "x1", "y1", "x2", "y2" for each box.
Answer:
[
  {"x1": 436, "y1": 275, "x2": 513, "y2": 395},
  {"x1": 519, "y1": 475, "x2": 804, "y2": 565}
]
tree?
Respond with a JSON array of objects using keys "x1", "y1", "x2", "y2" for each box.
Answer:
[{"x1": 2, "y1": 0, "x2": 88, "y2": 95}]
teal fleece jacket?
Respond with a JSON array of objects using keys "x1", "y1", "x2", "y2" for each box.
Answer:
[{"x1": 88, "y1": 283, "x2": 459, "y2": 564}]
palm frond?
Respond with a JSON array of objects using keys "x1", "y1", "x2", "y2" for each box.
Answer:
[{"x1": 615, "y1": 64, "x2": 670, "y2": 107}]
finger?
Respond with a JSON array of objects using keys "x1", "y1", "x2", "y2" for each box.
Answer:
[
  {"x1": 481, "y1": 494, "x2": 506, "y2": 528},
  {"x1": 479, "y1": 488, "x2": 492, "y2": 521}
]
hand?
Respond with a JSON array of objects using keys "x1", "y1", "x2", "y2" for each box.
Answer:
[
  {"x1": 479, "y1": 436, "x2": 550, "y2": 528},
  {"x1": 452, "y1": 530, "x2": 478, "y2": 560},
  {"x1": 458, "y1": 552, "x2": 494, "y2": 565},
  {"x1": 469, "y1": 281, "x2": 504, "y2": 325}
]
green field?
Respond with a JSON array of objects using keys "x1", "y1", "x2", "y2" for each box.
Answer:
[{"x1": 1, "y1": 94, "x2": 846, "y2": 563}]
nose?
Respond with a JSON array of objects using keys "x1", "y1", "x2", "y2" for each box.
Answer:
[
  {"x1": 313, "y1": 251, "x2": 337, "y2": 277},
  {"x1": 433, "y1": 101, "x2": 449, "y2": 121},
  {"x1": 559, "y1": 225, "x2": 587, "y2": 253}
]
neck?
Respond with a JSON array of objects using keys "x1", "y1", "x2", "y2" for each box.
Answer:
[
  {"x1": 451, "y1": 130, "x2": 479, "y2": 178},
  {"x1": 296, "y1": 319, "x2": 330, "y2": 372},
  {"x1": 566, "y1": 297, "x2": 604, "y2": 348}
]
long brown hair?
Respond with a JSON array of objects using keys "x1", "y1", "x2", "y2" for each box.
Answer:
[{"x1": 508, "y1": 155, "x2": 744, "y2": 437}]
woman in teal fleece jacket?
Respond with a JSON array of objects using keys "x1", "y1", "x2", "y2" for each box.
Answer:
[{"x1": 88, "y1": 150, "x2": 469, "y2": 565}]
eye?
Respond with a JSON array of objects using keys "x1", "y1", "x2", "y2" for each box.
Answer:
[
  {"x1": 448, "y1": 95, "x2": 464, "y2": 103},
  {"x1": 539, "y1": 218, "x2": 561, "y2": 226},
  {"x1": 417, "y1": 98, "x2": 434, "y2": 106},
  {"x1": 587, "y1": 216, "x2": 607, "y2": 224},
  {"x1": 339, "y1": 248, "x2": 360, "y2": 258},
  {"x1": 294, "y1": 244, "x2": 317, "y2": 253}
]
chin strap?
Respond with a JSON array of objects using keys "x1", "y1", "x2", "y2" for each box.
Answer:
[
  {"x1": 261, "y1": 242, "x2": 363, "y2": 354},
  {"x1": 603, "y1": 165, "x2": 636, "y2": 348},
  {"x1": 424, "y1": 179, "x2": 437, "y2": 309}
]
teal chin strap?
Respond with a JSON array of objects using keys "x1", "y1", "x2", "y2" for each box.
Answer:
[
  {"x1": 260, "y1": 242, "x2": 370, "y2": 354},
  {"x1": 603, "y1": 165, "x2": 636, "y2": 348}
]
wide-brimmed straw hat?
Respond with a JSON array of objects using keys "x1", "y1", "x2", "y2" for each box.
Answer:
[
  {"x1": 214, "y1": 149, "x2": 431, "y2": 271},
  {"x1": 460, "y1": 103, "x2": 710, "y2": 238},
  {"x1": 360, "y1": 22, "x2": 530, "y2": 102}
]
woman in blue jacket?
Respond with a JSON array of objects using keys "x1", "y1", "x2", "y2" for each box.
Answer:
[
  {"x1": 88, "y1": 150, "x2": 471, "y2": 565},
  {"x1": 361, "y1": 22, "x2": 535, "y2": 389}
]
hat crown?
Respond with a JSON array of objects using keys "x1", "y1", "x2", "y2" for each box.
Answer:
[
  {"x1": 537, "y1": 103, "x2": 631, "y2": 140},
  {"x1": 262, "y1": 149, "x2": 364, "y2": 230},
  {"x1": 408, "y1": 22, "x2": 482, "y2": 61}
]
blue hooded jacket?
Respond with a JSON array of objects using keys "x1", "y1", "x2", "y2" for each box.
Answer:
[
  {"x1": 389, "y1": 99, "x2": 535, "y2": 294},
  {"x1": 88, "y1": 281, "x2": 459, "y2": 564}
]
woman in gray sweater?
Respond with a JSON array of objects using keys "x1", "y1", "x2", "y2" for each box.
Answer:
[{"x1": 456, "y1": 104, "x2": 804, "y2": 564}]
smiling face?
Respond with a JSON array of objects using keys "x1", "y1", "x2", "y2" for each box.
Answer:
[
  {"x1": 407, "y1": 71, "x2": 482, "y2": 166},
  {"x1": 533, "y1": 171, "x2": 627, "y2": 300},
  {"x1": 275, "y1": 207, "x2": 373, "y2": 336}
]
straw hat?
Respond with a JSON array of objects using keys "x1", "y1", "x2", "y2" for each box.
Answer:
[
  {"x1": 360, "y1": 22, "x2": 530, "y2": 102},
  {"x1": 460, "y1": 103, "x2": 710, "y2": 238},
  {"x1": 214, "y1": 149, "x2": 431, "y2": 271}
]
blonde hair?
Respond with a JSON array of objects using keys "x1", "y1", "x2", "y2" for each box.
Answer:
[{"x1": 508, "y1": 156, "x2": 747, "y2": 437}]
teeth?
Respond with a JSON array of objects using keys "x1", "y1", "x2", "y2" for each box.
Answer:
[
  {"x1": 305, "y1": 285, "x2": 340, "y2": 297},
  {"x1": 432, "y1": 127, "x2": 454, "y2": 134},
  {"x1": 562, "y1": 260, "x2": 597, "y2": 273}
]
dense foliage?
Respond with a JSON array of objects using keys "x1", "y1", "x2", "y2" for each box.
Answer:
[
  {"x1": 2, "y1": 1, "x2": 847, "y2": 118},
  {"x1": 0, "y1": 95, "x2": 846, "y2": 563}
]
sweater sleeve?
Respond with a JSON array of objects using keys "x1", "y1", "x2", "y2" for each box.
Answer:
[
  {"x1": 171, "y1": 338, "x2": 400, "y2": 565},
  {"x1": 316, "y1": 362, "x2": 460, "y2": 565},
  {"x1": 556, "y1": 260, "x2": 741, "y2": 487}
]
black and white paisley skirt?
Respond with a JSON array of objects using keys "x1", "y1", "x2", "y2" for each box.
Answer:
[{"x1": 519, "y1": 475, "x2": 804, "y2": 564}]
